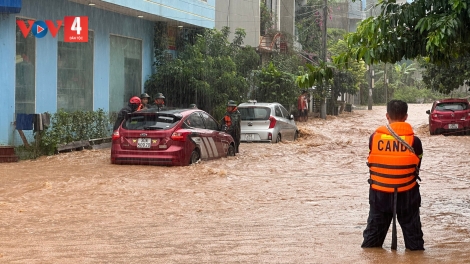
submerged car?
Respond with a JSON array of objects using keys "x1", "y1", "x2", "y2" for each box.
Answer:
[
  {"x1": 238, "y1": 101, "x2": 299, "y2": 143},
  {"x1": 426, "y1": 98, "x2": 470, "y2": 135},
  {"x1": 111, "y1": 109, "x2": 236, "y2": 166}
]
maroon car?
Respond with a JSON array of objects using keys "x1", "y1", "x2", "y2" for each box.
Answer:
[
  {"x1": 111, "y1": 108, "x2": 236, "y2": 166},
  {"x1": 426, "y1": 98, "x2": 470, "y2": 135}
]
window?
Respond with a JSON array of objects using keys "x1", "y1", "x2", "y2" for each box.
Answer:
[
  {"x1": 109, "y1": 35, "x2": 142, "y2": 114},
  {"x1": 186, "y1": 113, "x2": 205, "y2": 128},
  {"x1": 123, "y1": 113, "x2": 178, "y2": 130},
  {"x1": 201, "y1": 112, "x2": 218, "y2": 130},
  {"x1": 239, "y1": 107, "x2": 270, "y2": 120},
  {"x1": 436, "y1": 103, "x2": 468, "y2": 111},
  {"x1": 15, "y1": 18, "x2": 36, "y2": 114},
  {"x1": 280, "y1": 105, "x2": 290, "y2": 118},
  {"x1": 57, "y1": 30, "x2": 94, "y2": 111},
  {"x1": 274, "y1": 105, "x2": 282, "y2": 117}
]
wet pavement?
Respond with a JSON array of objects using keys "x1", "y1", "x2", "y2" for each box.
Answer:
[{"x1": 1, "y1": 103, "x2": 469, "y2": 263}]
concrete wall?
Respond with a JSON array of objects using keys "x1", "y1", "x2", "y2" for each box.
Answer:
[
  {"x1": 215, "y1": 0, "x2": 260, "y2": 47},
  {"x1": 280, "y1": 0, "x2": 295, "y2": 38}
]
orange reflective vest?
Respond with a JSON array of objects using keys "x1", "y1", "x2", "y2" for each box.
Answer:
[{"x1": 367, "y1": 122, "x2": 420, "y2": 193}]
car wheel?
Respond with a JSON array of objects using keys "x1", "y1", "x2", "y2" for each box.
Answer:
[
  {"x1": 189, "y1": 149, "x2": 200, "y2": 164},
  {"x1": 227, "y1": 145, "x2": 236, "y2": 156},
  {"x1": 275, "y1": 134, "x2": 281, "y2": 143},
  {"x1": 429, "y1": 128, "x2": 435, "y2": 135},
  {"x1": 294, "y1": 131, "x2": 299, "y2": 141}
]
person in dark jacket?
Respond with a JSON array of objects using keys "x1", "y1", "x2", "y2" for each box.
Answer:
[
  {"x1": 362, "y1": 100, "x2": 424, "y2": 251},
  {"x1": 221, "y1": 100, "x2": 241, "y2": 153},
  {"x1": 113, "y1": 96, "x2": 141, "y2": 131},
  {"x1": 137, "y1": 93, "x2": 151, "y2": 111},
  {"x1": 153, "y1": 93, "x2": 166, "y2": 111}
]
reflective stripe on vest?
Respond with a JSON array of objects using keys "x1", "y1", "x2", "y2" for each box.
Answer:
[
  {"x1": 224, "y1": 115, "x2": 232, "y2": 127},
  {"x1": 367, "y1": 123, "x2": 420, "y2": 193}
]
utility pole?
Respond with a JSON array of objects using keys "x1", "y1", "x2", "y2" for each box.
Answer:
[
  {"x1": 368, "y1": 65, "x2": 373, "y2": 110},
  {"x1": 320, "y1": 0, "x2": 328, "y2": 119},
  {"x1": 368, "y1": 6, "x2": 373, "y2": 110},
  {"x1": 384, "y1": 63, "x2": 388, "y2": 103}
]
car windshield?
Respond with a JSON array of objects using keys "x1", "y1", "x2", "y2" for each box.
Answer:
[
  {"x1": 123, "y1": 113, "x2": 180, "y2": 130},
  {"x1": 435, "y1": 103, "x2": 468, "y2": 111},
  {"x1": 239, "y1": 107, "x2": 271, "y2": 121}
]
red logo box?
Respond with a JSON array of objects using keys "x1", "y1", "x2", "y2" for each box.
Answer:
[{"x1": 64, "y1": 16, "x2": 88, "y2": 42}]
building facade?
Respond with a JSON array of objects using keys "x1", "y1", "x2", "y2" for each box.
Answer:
[{"x1": 0, "y1": 0, "x2": 215, "y2": 146}]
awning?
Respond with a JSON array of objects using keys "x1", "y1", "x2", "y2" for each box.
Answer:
[{"x1": 0, "y1": 0, "x2": 21, "y2": 13}]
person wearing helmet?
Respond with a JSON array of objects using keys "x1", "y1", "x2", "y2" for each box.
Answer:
[
  {"x1": 153, "y1": 93, "x2": 166, "y2": 112},
  {"x1": 189, "y1": 104, "x2": 197, "y2": 109},
  {"x1": 113, "y1": 96, "x2": 141, "y2": 131},
  {"x1": 221, "y1": 100, "x2": 241, "y2": 153},
  {"x1": 137, "y1": 93, "x2": 151, "y2": 111}
]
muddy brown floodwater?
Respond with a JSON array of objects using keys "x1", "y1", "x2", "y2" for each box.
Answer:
[{"x1": 1, "y1": 104, "x2": 470, "y2": 263}]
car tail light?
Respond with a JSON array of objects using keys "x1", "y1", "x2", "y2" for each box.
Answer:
[
  {"x1": 171, "y1": 130, "x2": 191, "y2": 141},
  {"x1": 112, "y1": 130, "x2": 120, "y2": 141},
  {"x1": 268, "y1": 116, "x2": 276, "y2": 128},
  {"x1": 268, "y1": 132, "x2": 272, "y2": 140}
]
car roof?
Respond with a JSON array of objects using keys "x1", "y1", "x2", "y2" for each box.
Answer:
[
  {"x1": 130, "y1": 108, "x2": 202, "y2": 117},
  {"x1": 435, "y1": 98, "x2": 469, "y2": 104},
  {"x1": 238, "y1": 102, "x2": 280, "y2": 107}
]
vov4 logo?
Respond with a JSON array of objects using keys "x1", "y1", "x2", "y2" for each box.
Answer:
[{"x1": 17, "y1": 16, "x2": 88, "y2": 42}]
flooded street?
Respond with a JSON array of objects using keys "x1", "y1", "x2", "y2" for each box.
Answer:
[{"x1": 1, "y1": 103, "x2": 470, "y2": 263}]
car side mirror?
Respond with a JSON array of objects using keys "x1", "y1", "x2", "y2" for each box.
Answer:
[
  {"x1": 289, "y1": 114, "x2": 294, "y2": 120},
  {"x1": 426, "y1": 110, "x2": 430, "y2": 115}
]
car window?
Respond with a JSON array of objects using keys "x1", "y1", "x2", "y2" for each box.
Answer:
[
  {"x1": 274, "y1": 106, "x2": 283, "y2": 117},
  {"x1": 436, "y1": 103, "x2": 468, "y2": 111},
  {"x1": 201, "y1": 112, "x2": 219, "y2": 130},
  {"x1": 123, "y1": 113, "x2": 179, "y2": 130},
  {"x1": 185, "y1": 112, "x2": 205, "y2": 129},
  {"x1": 279, "y1": 105, "x2": 290, "y2": 118},
  {"x1": 239, "y1": 107, "x2": 270, "y2": 120}
]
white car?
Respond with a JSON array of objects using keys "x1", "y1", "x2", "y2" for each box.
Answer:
[{"x1": 238, "y1": 101, "x2": 299, "y2": 143}]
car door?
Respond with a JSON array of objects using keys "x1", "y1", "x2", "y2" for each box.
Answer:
[
  {"x1": 186, "y1": 112, "x2": 219, "y2": 160},
  {"x1": 279, "y1": 104, "x2": 297, "y2": 140},
  {"x1": 200, "y1": 111, "x2": 227, "y2": 158},
  {"x1": 274, "y1": 104, "x2": 294, "y2": 140}
]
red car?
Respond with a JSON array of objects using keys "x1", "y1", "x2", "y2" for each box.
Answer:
[
  {"x1": 426, "y1": 98, "x2": 470, "y2": 135},
  {"x1": 111, "y1": 108, "x2": 236, "y2": 166}
]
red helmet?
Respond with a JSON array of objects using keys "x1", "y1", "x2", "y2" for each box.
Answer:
[{"x1": 129, "y1": 96, "x2": 141, "y2": 105}]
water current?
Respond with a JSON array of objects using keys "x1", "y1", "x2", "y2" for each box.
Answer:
[{"x1": 1, "y1": 103, "x2": 469, "y2": 263}]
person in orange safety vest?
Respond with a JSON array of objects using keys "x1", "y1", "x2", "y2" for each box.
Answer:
[
  {"x1": 361, "y1": 100, "x2": 424, "y2": 251},
  {"x1": 221, "y1": 100, "x2": 241, "y2": 153}
]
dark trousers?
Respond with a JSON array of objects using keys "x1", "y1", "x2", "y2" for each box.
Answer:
[
  {"x1": 361, "y1": 205, "x2": 424, "y2": 250},
  {"x1": 234, "y1": 138, "x2": 240, "y2": 153}
]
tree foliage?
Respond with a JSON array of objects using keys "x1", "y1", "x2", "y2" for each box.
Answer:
[
  {"x1": 145, "y1": 27, "x2": 260, "y2": 120},
  {"x1": 420, "y1": 56, "x2": 470, "y2": 94},
  {"x1": 337, "y1": 0, "x2": 470, "y2": 65},
  {"x1": 252, "y1": 61, "x2": 299, "y2": 108}
]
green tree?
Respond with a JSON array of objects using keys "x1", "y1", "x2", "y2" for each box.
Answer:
[
  {"x1": 260, "y1": 1, "x2": 275, "y2": 35},
  {"x1": 296, "y1": 60, "x2": 335, "y2": 119},
  {"x1": 328, "y1": 29, "x2": 366, "y2": 100},
  {"x1": 145, "y1": 27, "x2": 259, "y2": 120},
  {"x1": 252, "y1": 61, "x2": 298, "y2": 109},
  {"x1": 420, "y1": 56, "x2": 470, "y2": 94},
  {"x1": 339, "y1": 0, "x2": 470, "y2": 65}
]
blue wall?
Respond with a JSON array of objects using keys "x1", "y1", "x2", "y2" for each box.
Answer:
[
  {"x1": 102, "y1": 0, "x2": 215, "y2": 28},
  {"x1": 0, "y1": 0, "x2": 211, "y2": 145}
]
